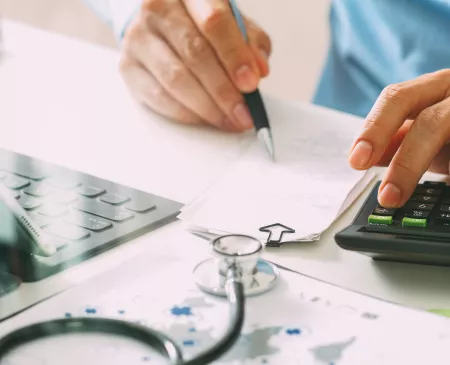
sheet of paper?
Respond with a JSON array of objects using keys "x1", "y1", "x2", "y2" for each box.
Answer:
[
  {"x1": 179, "y1": 96, "x2": 375, "y2": 242},
  {"x1": 2, "y1": 253, "x2": 449, "y2": 365}
]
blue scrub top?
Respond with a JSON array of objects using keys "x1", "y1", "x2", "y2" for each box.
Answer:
[{"x1": 313, "y1": 0, "x2": 450, "y2": 118}]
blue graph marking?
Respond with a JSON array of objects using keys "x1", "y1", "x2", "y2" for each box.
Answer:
[
  {"x1": 286, "y1": 328, "x2": 301, "y2": 335},
  {"x1": 188, "y1": 328, "x2": 196, "y2": 332},
  {"x1": 85, "y1": 308, "x2": 97, "y2": 314},
  {"x1": 261, "y1": 359, "x2": 268, "y2": 364},
  {"x1": 170, "y1": 306, "x2": 193, "y2": 316},
  {"x1": 118, "y1": 310, "x2": 125, "y2": 315},
  {"x1": 142, "y1": 356, "x2": 151, "y2": 362},
  {"x1": 183, "y1": 340, "x2": 195, "y2": 346},
  {"x1": 64, "y1": 312, "x2": 72, "y2": 318}
]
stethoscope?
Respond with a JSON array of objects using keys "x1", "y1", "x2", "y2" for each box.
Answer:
[{"x1": 0, "y1": 234, "x2": 280, "y2": 364}]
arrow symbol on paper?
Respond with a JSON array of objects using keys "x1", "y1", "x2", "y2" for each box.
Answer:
[{"x1": 259, "y1": 223, "x2": 295, "y2": 247}]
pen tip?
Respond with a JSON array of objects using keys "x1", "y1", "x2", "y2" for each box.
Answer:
[{"x1": 257, "y1": 128, "x2": 275, "y2": 161}]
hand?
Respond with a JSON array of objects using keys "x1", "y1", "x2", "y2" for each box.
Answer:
[
  {"x1": 119, "y1": 0, "x2": 271, "y2": 132},
  {"x1": 348, "y1": 69, "x2": 450, "y2": 208}
]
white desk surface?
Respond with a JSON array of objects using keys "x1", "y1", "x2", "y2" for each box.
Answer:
[{"x1": 1, "y1": 20, "x2": 450, "y2": 322}]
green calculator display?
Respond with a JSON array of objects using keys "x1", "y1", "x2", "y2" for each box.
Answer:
[{"x1": 335, "y1": 180, "x2": 450, "y2": 266}]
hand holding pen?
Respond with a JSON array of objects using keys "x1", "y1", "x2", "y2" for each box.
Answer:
[{"x1": 119, "y1": 0, "x2": 272, "y2": 134}]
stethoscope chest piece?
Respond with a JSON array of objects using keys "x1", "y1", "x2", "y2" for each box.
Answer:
[{"x1": 193, "y1": 234, "x2": 279, "y2": 297}]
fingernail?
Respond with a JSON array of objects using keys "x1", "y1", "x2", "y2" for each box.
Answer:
[
  {"x1": 233, "y1": 103, "x2": 253, "y2": 129},
  {"x1": 259, "y1": 48, "x2": 269, "y2": 61},
  {"x1": 349, "y1": 140, "x2": 372, "y2": 169},
  {"x1": 379, "y1": 183, "x2": 402, "y2": 207},
  {"x1": 235, "y1": 65, "x2": 258, "y2": 90}
]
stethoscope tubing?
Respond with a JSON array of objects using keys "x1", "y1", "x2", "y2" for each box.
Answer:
[{"x1": 0, "y1": 270, "x2": 246, "y2": 365}]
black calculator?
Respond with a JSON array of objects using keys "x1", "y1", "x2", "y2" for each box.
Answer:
[{"x1": 335, "y1": 180, "x2": 450, "y2": 266}]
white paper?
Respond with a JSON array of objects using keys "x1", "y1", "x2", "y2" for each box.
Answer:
[
  {"x1": 2, "y1": 253, "x2": 449, "y2": 365},
  {"x1": 179, "y1": 96, "x2": 375, "y2": 241}
]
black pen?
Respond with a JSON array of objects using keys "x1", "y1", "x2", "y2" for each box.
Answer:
[{"x1": 229, "y1": 0, "x2": 275, "y2": 160}]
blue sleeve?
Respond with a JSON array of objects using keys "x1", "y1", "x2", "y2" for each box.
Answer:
[{"x1": 82, "y1": 0, "x2": 141, "y2": 40}]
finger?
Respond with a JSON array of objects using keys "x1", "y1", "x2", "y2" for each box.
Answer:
[
  {"x1": 120, "y1": 58, "x2": 201, "y2": 125},
  {"x1": 348, "y1": 69, "x2": 450, "y2": 170},
  {"x1": 126, "y1": 22, "x2": 234, "y2": 131},
  {"x1": 244, "y1": 16, "x2": 272, "y2": 77},
  {"x1": 184, "y1": 0, "x2": 261, "y2": 92},
  {"x1": 378, "y1": 98, "x2": 450, "y2": 208},
  {"x1": 146, "y1": 0, "x2": 253, "y2": 131},
  {"x1": 375, "y1": 120, "x2": 412, "y2": 167},
  {"x1": 376, "y1": 120, "x2": 450, "y2": 176}
]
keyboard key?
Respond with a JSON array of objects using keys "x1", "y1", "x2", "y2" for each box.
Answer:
[
  {"x1": 440, "y1": 205, "x2": 450, "y2": 212},
  {"x1": 404, "y1": 210, "x2": 430, "y2": 219},
  {"x1": 23, "y1": 183, "x2": 55, "y2": 197},
  {"x1": 368, "y1": 214, "x2": 392, "y2": 225},
  {"x1": 2, "y1": 164, "x2": 51, "y2": 180},
  {"x1": 44, "y1": 223, "x2": 90, "y2": 241},
  {"x1": 20, "y1": 196, "x2": 42, "y2": 210},
  {"x1": 72, "y1": 201, "x2": 134, "y2": 222},
  {"x1": 77, "y1": 186, "x2": 106, "y2": 198},
  {"x1": 124, "y1": 199, "x2": 157, "y2": 213},
  {"x1": 47, "y1": 176, "x2": 81, "y2": 189},
  {"x1": 40, "y1": 233, "x2": 69, "y2": 250},
  {"x1": 37, "y1": 203, "x2": 67, "y2": 217},
  {"x1": 28, "y1": 212, "x2": 54, "y2": 228},
  {"x1": 402, "y1": 217, "x2": 427, "y2": 228},
  {"x1": 48, "y1": 191, "x2": 78, "y2": 205},
  {"x1": 415, "y1": 187, "x2": 442, "y2": 195},
  {"x1": 2, "y1": 175, "x2": 29, "y2": 189},
  {"x1": 64, "y1": 212, "x2": 112, "y2": 232},
  {"x1": 99, "y1": 193, "x2": 130, "y2": 205},
  {"x1": 406, "y1": 202, "x2": 434, "y2": 211},
  {"x1": 413, "y1": 195, "x2": 437, "y2": 203}
]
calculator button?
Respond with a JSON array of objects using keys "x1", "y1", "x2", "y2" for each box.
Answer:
[
  {"x1": 368, "y1": 214, "x2": 392, "y2": 225},
  {"x1": 415, "y1": 187, "x2": 442, "y2": 195},
  {"x1": 372, "y1": 206, "x2": 395, "y2": 216},
  {"x1": 402, "y1": 217, "x2": 427, "y2": 228},
  {"x1": 404, "y1": 210, "x2": 430, "y2": 219},
  {"x1": 412, "y1": 195, "x2": 437, "y2": 203},
  {"x1": 423, "y1": 181, "x2": 446, "y2": 187},
  {"x1": 440, "y1": 205, "x2": 450, "y2": 212},
  {"x1": 436, "y1": 213, "x2": 450, "y2": 223},
  {"x1": 406, "y1": 202, "x2": 434, "y2": 211}
]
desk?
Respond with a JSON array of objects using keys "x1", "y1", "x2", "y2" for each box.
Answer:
[{"x1": 0, "y1": 20, "x2": 450, "y2": 322}]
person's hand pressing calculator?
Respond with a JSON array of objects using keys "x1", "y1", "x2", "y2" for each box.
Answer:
[{"x1": 348, "y1": 69, "x2": 450, "y2": 208}]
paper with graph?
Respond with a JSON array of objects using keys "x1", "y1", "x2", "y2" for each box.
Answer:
[{"x1": 1, "y1": 253, "x2": 449, "y2": 365}]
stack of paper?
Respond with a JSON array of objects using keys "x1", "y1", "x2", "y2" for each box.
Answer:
[{"x1": 179, "y1": 95, "x2": 376, "y2": 244}]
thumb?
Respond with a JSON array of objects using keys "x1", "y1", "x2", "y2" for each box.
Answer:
[{"x1": 243, "y1": 16, "x2": 272, "y2": 77}]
